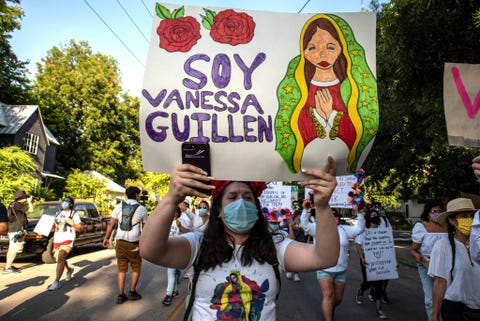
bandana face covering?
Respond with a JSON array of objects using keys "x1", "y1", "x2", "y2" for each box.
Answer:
[
  {"x1": 223, "y1": 199, "x2": 259, "y2": 234},
  {"x1": 429, "y1": 210, "x2": 441, "y2": 222},
  {"x1": 456, "y1": 217, "x2": 473, "y2": 236}
]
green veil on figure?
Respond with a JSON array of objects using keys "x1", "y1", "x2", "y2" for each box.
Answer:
[{"x1": 275, "y1": 14, "x2": 379, "y2": 174}]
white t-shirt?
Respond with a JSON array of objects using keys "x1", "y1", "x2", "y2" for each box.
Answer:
[
  {"x1": 178, "y1": 210, "x2": 208, "y2": 232},
  {"x1": 411, "y1": 222, "x2": 448, "y2": 258},
  {"x1": 428, "y1": 238, "x2": 480, "y2": 309},
  {"x1": 301, "y1": 210, "x2": 365, "y2": 271},
  {"x1": 470, "y1": 210, "x2": 480, "y2": 264},
  {"x1": 111, "y1": 200, "x2": 148, "y2": 242},
  {"x1": 53, "y1": 210, "x2": 82, "y2": 245},
  {"x1": 182, "y1": 231, "x2": 292, "y2": 321}
]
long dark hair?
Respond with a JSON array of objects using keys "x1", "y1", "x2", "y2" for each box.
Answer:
[
  {"x1": 420, "y1": 200, "x2": 443, "y2": 222},
  {"x1": 198, "y1": 182, "x2": 281, "y2": 271},
  {"x1": 365, "y1": 208, "x2": 380, "y2": 228},
  {"x1": 446, "y1": 216, "x2": 456, "y2": 280},
  {"x1": 303, "y1": 17, "x2": 347, "y2": 84}
]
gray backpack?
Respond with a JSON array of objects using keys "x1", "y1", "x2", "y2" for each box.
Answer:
[{"x1": 119, "y1": 202, "x2": 140, "y2": 231}]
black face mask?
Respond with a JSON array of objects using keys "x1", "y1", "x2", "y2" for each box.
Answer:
[{"x1": 370, "y1": 216, "x2": 381, "y2": 225}]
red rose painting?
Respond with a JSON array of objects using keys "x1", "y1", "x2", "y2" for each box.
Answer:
[
  {"x1": 209, "y1": 9, "x2": 255, "y2": 46},
  {"x1": 157, "y1": 16, "x2": 201, "y2": 53}
]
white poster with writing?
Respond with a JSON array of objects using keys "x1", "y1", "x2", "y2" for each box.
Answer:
[
  {"x1": 304, "y1": 174, "x2": 356, "y2": 208},
  {"x1": 140, "y1": 3, "x2": 378, "y2": 180},
  {"x1": 444, "y1": 63, "x2": 480, "y2": 148},
  {"x1": 259, "y1": 185, "x2": 292, "y2": 210},
  {"x1": 363, "y1": 227, "x2": 398, "y2": 281}
]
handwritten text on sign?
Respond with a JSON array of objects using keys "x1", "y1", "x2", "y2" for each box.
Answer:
[{"x1": 363, "y1": 227, "x2": 398, "y2": 281}]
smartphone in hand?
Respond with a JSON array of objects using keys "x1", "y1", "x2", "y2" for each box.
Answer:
[{"x1": 181, "y1": 142, "x2": 211, "y2": 195}]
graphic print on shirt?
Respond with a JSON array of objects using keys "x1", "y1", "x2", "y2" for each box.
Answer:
[{"x1": 210, "y1": 270, "x2": 269, "y2": 321}]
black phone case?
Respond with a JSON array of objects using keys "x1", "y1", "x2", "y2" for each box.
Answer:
[{"x1": 181, "y1": 142, "x2": 211, "y2": 195}]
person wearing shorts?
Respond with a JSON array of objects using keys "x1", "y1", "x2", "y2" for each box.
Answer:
[
  {"x1": 47, "y1": 197, "x2": 82, "y2": 291},
  {"x1": 4, "y1": 190, "x2": 29, "y2": 274},
  {"x1": 103, "y1": 186, "x2": 148, "y2": 304}
]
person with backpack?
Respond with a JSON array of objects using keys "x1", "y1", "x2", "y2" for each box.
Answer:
[
  {"x1": 103, "y1": 186, "x2": 148, "y2": 304},
  {"x1": 139, "y1": 157, "x2": 340, "y2": 321},
  {"x1": 47, "y1": 197, "x2": 83, "y2": 290}
]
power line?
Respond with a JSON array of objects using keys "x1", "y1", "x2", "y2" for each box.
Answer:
[
  {"x1": 116, "y1": 0, "x2": 150, "y2": 44},
  {"x1": 298, "y1": 0, "x2": 311, "y2": 13},
  {"x1": 83, "y1": 0, "x2": 145, "y2": 67},
  {"x1": 141, "y1": 0, "x2": 153, "y2": 18}
]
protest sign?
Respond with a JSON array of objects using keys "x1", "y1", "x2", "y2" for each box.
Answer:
[
  {"x1": 304, "y1": 174, "x2": 356, "y2": 208},
  {"x1": 259, "y1": 184, "x2": 292, "y2": 210},
  {"x1": 363, "y1": 227, "x2": 398, "y2": 281},
  {"x1": 444, "y1": 63, "x2": 480, "y2": 148},
  {"x1": 140, "y1": 3, "x2": 378, "y2": 180}
]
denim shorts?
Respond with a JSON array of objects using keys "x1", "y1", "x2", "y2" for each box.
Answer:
[{"x1": 316, "y1": 269, "x2": 347, "y2": 283}]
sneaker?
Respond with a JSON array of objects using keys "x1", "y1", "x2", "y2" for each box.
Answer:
[
  {"x1": 355, "y1": 289, "x2": 363, "y2": 305},
  {"x1": 2, "y1": 267, "x2": 21, "y2": 274},
  {"x1": 65, "y1": 267, "x2": 74, "y2": 281},
  {"x1": 381, "y1": 295, "x2": 391, "y2": 304},
  {"x1": 377, "y1": 309, "x2": 388, "y2": 319},
  {"x1": 48, "y1": 281, "x2": 60, "y2": 291},
  {"x1": 127, "y1": 291, "x2": 142, "y2": 300},
  {"x1": 293, "y1": 273, "x2": 301, "y2": 282},
  {"x1": 162, "y1": 295, "x2": 173, "y2": 306},
  {"x1": 368, "y1": 293, "x2": 375, "y2": 302},
  {"x1": 172, "y1": 290, "x2": 179, "y2": 298},
  {"x1": 116, "y1": 294, "x2": 128, "y2": 304},
  {"x1": 286, "y1": 272, "x2": 293, "y2": 279}
]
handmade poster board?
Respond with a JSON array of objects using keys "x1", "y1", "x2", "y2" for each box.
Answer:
[
  {"x1": 259, "y1": 184, "x2": 292, "y2": 210},
  {"x1": 363, "y1": 227, "x2": 398, "y2": 281},
  {"x1": 33, "y1": 214, "x2": 55, "y2": 237},
  {"x1": 443, "y1": 63, "x2": 480, "y2": 148},
  {"x1": 140, "y1": 3, "x2": 378, "y2": 180},
  {"x1": 304, "y1": 174, "x2": 356, "y2": 208}
]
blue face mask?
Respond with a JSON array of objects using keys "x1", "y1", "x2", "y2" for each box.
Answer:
[
  {"x1": 198, "y1": 208, "x2": 208, "y2": 216},
  {"x1": 223, "y1": 199, "x2": 259, "y2": 234},
  {"x1": 61, "y1": 201, "x2": 70, "y2": 210},
  {"x1": 269, "y1": 223, "x2": 279, "y2": 231}
]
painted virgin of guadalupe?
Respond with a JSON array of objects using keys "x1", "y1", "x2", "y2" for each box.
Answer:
[{"x1": 275, "y1": 14, "x2": 379, "y2": 174}]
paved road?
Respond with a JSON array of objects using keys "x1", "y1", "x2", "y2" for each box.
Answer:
[{"x1": 0, "y1": 238, "x2": 425, "y2": 321}]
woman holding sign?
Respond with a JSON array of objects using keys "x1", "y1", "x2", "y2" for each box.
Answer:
[
  {"x1": 140, "y1": 157, "x2": 339, "y2": 321},
  {"x1": 354, "y1": 208, "x2": 397, "y2": 320}
]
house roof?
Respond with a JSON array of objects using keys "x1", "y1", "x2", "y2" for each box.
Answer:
[
  {"x1": 0, "y1": 102, "x2": 59, "y2": 145},
  {"x1": 83, "y1": 170, "x2": 126, "y2": 194},
  {"x1": 0, "y1": 102, "x2": 37, "y2": 135}
]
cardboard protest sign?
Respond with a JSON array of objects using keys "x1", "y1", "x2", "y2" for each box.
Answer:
[
  {"x1": 363, "y1": 227, "x2": 398, "y2": 281},
  {"x1": 443, "y1": 63, "x2": 480, "y2": 148},
  {"x1": 259, "y1": 184, "x2": 292, "y2": 210},
  {"x1": 140, "y1": 3, "x2": 378, "y2": 180}
]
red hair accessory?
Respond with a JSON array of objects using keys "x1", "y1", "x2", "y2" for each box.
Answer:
[{"x1": 210, "y1": 180, "x2": 267, "y2": 199}]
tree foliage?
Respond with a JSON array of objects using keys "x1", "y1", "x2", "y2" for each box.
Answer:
[
  {"x1": 0, "y1": 0, "x2": 32, "y2": 104},
  {"x1": 33, "y1": 40, "x2": 142, "y2": 184},
  {"x1": 364, "y1": 0, "x2": 480, "y2": 202},
  {"x1": 0, "y1": 146, "x2": 37, "y2": 201}
]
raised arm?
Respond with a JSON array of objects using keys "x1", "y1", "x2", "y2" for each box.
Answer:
[
  {"x1": 139, "y1": 164, "x2": 212, "y2": 269},
  {"x1": 284, "y1": 156, "x2": 340, "y2": 272}
]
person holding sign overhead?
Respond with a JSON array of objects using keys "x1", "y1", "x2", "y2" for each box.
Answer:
[{"x1": 140, "y1": 156, "x2": 340, "y2": 321}]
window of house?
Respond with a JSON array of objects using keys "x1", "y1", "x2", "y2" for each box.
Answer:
[{"x1": 23, "y1": 132, "x2": 40, "y2": 155}]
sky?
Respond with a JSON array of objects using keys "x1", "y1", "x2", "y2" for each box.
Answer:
[{"x1": 11, "y1": 0, "x2": 375, "y2": 97}]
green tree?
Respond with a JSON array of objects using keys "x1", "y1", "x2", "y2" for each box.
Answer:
[
  {"x1": 0, "y1": 0, "x2": 32, "y2": 104},
  {"x1": 0, "y1": 146, "x2": 37, "y2": 201},
  {"x1": 33, "y1": 40, "x2": 141, "y2": 184},
  {"x1": 364, "y1": 0, "x2": 480, "y2": 202}
]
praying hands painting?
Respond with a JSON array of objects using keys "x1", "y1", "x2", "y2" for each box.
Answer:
[{"x1": 275, "y1": 14, "x2": 378, "y2": 174}]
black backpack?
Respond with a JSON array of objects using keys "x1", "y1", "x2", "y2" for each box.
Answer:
[{"x1": 119, "y1": 202, "x2": 140, "y2": 231}]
